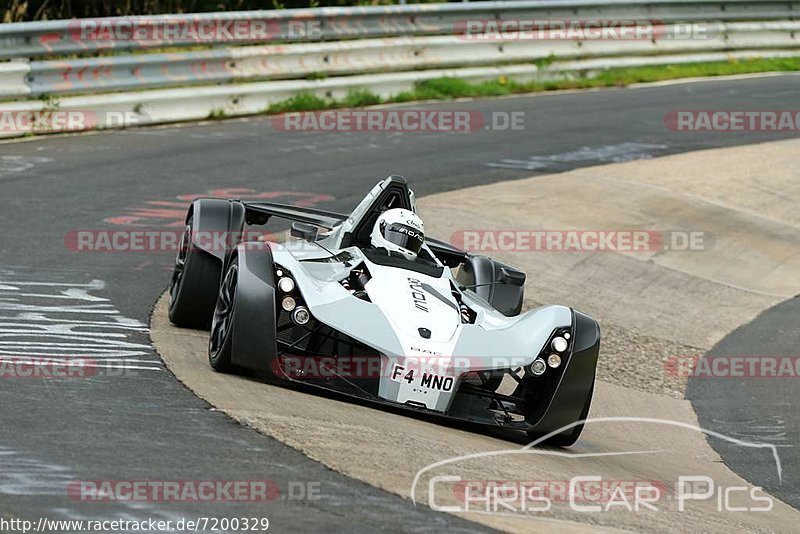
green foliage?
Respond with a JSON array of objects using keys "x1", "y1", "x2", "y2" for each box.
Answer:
[
  {"x1": 267, "y1": 92, "x2": 332, "y2": 113},
  {"x1": 197, "y1": 56, "x2": 800, "y2": 122},
  {"x1": 341, "y1": 89, "x2": 381, "y2": 107},
  {"x1": 37, "y1": 93, "x2": 60, "y2": 111}
]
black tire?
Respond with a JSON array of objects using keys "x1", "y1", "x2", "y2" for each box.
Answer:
[
  {"x1": 168, "y1": 217, "x2": 222, "y2": 329},
  {"x1": 208, "y1": 259, "x2": 238, "y2": 373},
  {"x1": 529, "y1": 382, "x2": 594, "y2": 448}
]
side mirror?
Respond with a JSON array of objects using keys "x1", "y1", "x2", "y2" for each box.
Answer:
[
  {"x1": 499, "y1": 267, "x2": 525, "y2": 287},
  {"x1": 291, "y1": 222, "x2": 318, "y2": 241}
]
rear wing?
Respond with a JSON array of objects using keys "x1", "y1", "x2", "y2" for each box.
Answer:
[{"x1": 244, "y1": 202, "x2": 347, "y2": 230}]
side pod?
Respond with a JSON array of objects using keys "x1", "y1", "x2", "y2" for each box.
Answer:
[{"x1": 457, "y1": 255, "x2": 526, "y2": 316}]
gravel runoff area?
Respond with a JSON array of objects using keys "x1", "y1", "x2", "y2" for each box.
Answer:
[{"x1": 417, "y1": 138, "x2": 800, "y2": 400}]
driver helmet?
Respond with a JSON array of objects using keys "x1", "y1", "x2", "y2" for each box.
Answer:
[{"x1": 370, "y1": 208, "x2": 425, "y2": 260}]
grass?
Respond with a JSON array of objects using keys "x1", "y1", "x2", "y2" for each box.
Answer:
[
  {"x1": 207, "y1": 108, "x2": 227, "y2": 119},
  {"x1": 528, "y1": 56, "x2": 800, "y2": 90},
  {"x1": 262, "y1": 56, "x2": 800, "y2": 115},
  {"x1": 341, "y1": 89, "x2": 382, "y2": 107},
  {"x1": 393, "y1": 77, "x2": 516, "y2": 102},
  {"x1": 267, "y1": 92, "x2": 333, "y2": 113}
]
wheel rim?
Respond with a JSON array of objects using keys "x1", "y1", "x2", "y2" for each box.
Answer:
[
  {"x1": 209, "y1": 263, "x2": 237, "y2": 359},
  {"x1": 169, "y1": 224, "x2": 192, "y2": 305}
]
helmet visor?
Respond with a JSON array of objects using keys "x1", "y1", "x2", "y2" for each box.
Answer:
[{"x1": 382, "y1": 223, "x2": 424, "y2": 255}]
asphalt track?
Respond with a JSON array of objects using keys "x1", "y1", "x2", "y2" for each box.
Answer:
[
  {"x1": 1, "y1": 73, "x2": 799, "y2": 530},
  {"x1": 688, "y1": 296, "x2": 800, "y2": 509}
]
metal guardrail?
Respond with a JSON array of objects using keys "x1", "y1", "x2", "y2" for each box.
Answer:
[
  {"x1": 0, "y1": 0, "x2": 797, "y2": 59},
  {"x1": 0, "y1": 47, "x2": 797, "y2": 138},
  {"x1": 0, "y1": 0, "x2": 798, "y2": 137},
  {"x1": 2, "y1": 48, "x2": 797, "y2": 139},
  {"x1": 9, "y1": 21, "x2": 799, "y2": 97}
]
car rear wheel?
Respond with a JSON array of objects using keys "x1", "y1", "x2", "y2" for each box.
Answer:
[{"x1": 168, "y1": 217, "x2": 221, "y2": 329}]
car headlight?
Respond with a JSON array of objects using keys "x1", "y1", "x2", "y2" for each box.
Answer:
[
  {"x1": 547, "y1": 353, "x2": 562, "y2": 368},
  {"x1": 528, "y1": 359, "x2": 546, "y2": 376},
  {"x1": 292, "y1": 307, "x2": 310, "y2": 325},
  {"x1": 551, "y1": 336, "x2": 568, "y2": 353},
  {"x1": 278, "y1": 277, "x2": 295, "y2": 293},
  {"x1": 281, "y1": 296, "x2": 297, "y2": 311}
]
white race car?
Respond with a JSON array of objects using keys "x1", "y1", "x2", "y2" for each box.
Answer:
[{"x1": 168, "y1": 176, "x2": 600, "y2": 446}]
